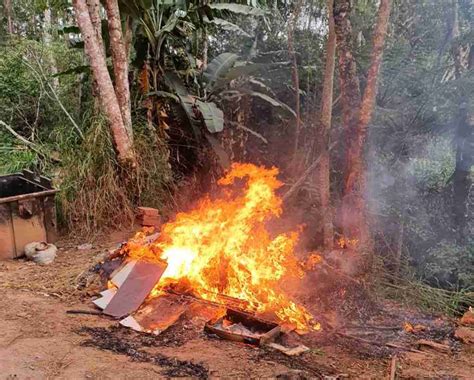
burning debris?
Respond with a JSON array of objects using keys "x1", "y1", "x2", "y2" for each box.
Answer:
[
  {"x1": 204, "y1": 308, "x2": 281, "y2": 346},
  {"x1": 91, "y1": 163, "x2": 320, "y2": 347}
]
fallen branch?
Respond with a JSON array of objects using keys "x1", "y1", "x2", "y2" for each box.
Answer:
[
  {"x1": 283, "y1": 142, "x2": 337, "y2": 201},
  {"x1": 21, "y1": 56, "x2": 84, "y2": 139},
  {"x1": 416, "y1": 339, "x2": 450, "y2": 353},
  {"x1": 389, "y1": 355, "x2": 398, "y2": 380},
  {"x1": 238, "y1": 125, "x2": 268, "y2": 144},
  {"x1": 0, "y1": 120, "x2": 44, "y2": 156},
  {"x1": 336, "y1": 332, "x2": 426, "y2": 354},
  {"x1": 67, "y1": 309, "x2": 103, "y2": 315},
  {"x1": 349, "y1": 324, "x2": 401, "y2": 331}
]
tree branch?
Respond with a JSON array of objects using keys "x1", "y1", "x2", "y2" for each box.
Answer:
[{"x1": 0, "y1": 120, "x2": 44, "y2": 156}]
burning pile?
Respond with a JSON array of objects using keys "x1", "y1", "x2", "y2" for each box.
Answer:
[{"x1": 107, "y1": 163, "x2": 319, "y2": 333}]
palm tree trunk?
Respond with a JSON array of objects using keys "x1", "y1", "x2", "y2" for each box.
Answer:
[{"x1": 73, "y1": 0, "x2": 135, "y2": 165}]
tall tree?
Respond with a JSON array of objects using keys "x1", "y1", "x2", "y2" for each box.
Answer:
[
  {"x1": 104, "y1": 0, "x2": 133, "y2": 141},
  {"x1": 288, "y1": 0, "x2": 303, "y2": 161},
  {"x1": 43, "y1": 1, "x2": 59, "y2": 89},
  {"x1": 86, "y1": 0, "x2": 104, "y2": 51},
  {"x1": 73, "y1": 0, "x2": 135, "y2": 165},
  {"x1": 335, "y1": 0, "x2": 392, "y2": 248},
  {"x1": 451, "y1": 0, "x2": 473, "y2": 239},
  {"x1": 313, "y1": 0, "x2": 336, "y2": 249}
]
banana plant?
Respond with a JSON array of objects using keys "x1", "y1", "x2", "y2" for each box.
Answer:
[{"x1": 160, "y1": 52, "x2": 295, "y2": 139}]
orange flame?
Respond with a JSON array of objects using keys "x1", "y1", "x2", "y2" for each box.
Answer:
[
  {"x1": 124, "y1": 163, "x2": 319, "y2": 332},
  {"x1": 337, "y1": 237, "x2": 358, "y2": 249}
]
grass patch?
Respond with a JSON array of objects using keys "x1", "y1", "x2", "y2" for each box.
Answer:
[{"x1": 375, "y1": 270, "x2": 474, "y2": 316}]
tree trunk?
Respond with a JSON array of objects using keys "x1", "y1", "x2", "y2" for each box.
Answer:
[
  {"x1": 43, "y1": 3, "x2": 60, "y2": 90},
  {"x1": 73, "y1": 0, "x2": 135, "y2": 165},
  {"x1": 124, "y1": 16, "x2": 133, "y2": 60},
  {"x1": 336, "y1": 0, "x2": 392, "y2": 248},
  {"x1": 313, "y1": 0, "x2": 337, "y2": 249},
  {"x1": 453, "y1": 100, "x2": 473, "y2": 239},
  {"x1": 202, "y1": 28, "x2": 208, "y2": 71},
  {"x1": 334, "y1": 0, "x2": 362, "y2": 241},
  {"x1": 104, "y1": 0, "x2": 133, "y2": 141},
  {"x1": 334, "y1": 0, "x2": 362, "y2": 150},
  {"x1": 288, "y1": 0, "x2": 303, "y2": 162},
  {"x1": 452, "y1": 2, "x2": 473, "y2": 243},
  {"x1": 86, "y1": 0, "x2": 104, "y2": 54},
  {"x1": 4, "y1": 0, "x2": 14, "y2": 35}
]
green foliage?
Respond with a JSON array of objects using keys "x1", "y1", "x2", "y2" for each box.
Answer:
[
  {"x1": 377, "y1": 272, "x2": 474, "y2": 316},
  {"x1": 203, "y1": 52, "x2": 240, "y2": 91},
  {"x1": 406, "y1": 138, "x2": 455, "y2": 190},
  {"x1": 58, "y1": 118, "x2": 172, "y2": 235},
  {"x1": 424, "y1": 241, "x2": 474, "y2": 288},
  {"x1": 0, "y1": 133, "x2": 38, "y2": 174}
]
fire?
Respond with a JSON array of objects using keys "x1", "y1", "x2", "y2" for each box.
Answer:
[
  {"x1": 124, "y1": 163, "x2": 319, "y2": 332},
  {"x1": 337, "y1": 236, "x2": 358, "y2": 249}
]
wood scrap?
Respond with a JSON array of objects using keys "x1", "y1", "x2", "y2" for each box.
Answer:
[
  {"x1": 415, "y1": 339, "x2": 450, "y2": 353},
  {"x1": 103, "y1": 260, "x2": 167, "y2": 319},
  {"x1": 454, "y1": 326, "x2": 474, "y2": 344},
  {"x1": 267, "y1": 343, "x2": 310, "y2": 356},
  {"x1": 389, "y1": 355, "x2": 397, "y2": 380},
  {"x1": 336, "y1": 332, "x2": 426, "y2": 354},
  {"x1": 460, "y1": 307, "x2": 474, "y2": 326},
  {"x1": 92, "y1": 288, "x2": 117, "y2": 309},
  {"x1": 66, "y1": 309, "x2": 103, "y2": 315}
]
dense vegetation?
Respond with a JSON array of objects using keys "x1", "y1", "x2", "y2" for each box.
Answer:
[{"x1": 0, "y1": 0, "x2": 472, "y2": 307}]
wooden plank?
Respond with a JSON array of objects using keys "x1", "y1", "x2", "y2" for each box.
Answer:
[
  {"x1": 133, "y1": 294, "x2": 192, "y2": 333},
  {"x1": 0, "y1": 203, "x2": 15, "y2": 259},
  {"x1": 11, "y1": 199, "x2": 46, "y2": 257},
  {"x1": 103, "y1": 260, "x2": 167, "y2": 319},
  {"x1": 43, "y1": 195, "x2": 58, "y2": 243},
  {"x1": 110, "y1": 260, "x2": 137, "y2": 287},
  {"x1": 0, "y1": 189, "x2": 58, "y2": 205}
]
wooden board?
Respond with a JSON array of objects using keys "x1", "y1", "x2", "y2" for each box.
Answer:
[
  {"x1": 133, "y1": 294, "x2": 191, "y2": 333},
  {"x1": 103, "y1": 260, "x2": 167, "y2": 319},
  {"x1": 0, "y1": 203, "x2": 15, "y2": 259},
  {"x1": 11, "y1": 199, "x2": 46, "y2": 257}
]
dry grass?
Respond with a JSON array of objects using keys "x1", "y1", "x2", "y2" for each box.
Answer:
[
  {"x1": 375, "y1": 270, "x2": 474, "y2": 316},
  {"x1": 57, "y1": 119, "x2": 173, "y2": 237}
]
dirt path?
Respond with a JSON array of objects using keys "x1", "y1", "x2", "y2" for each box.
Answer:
[{"x1": 1, "y1": 235, "x2": 473, "y2": 379}]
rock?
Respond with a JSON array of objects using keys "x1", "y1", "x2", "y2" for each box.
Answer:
[
  {"x1": 454, "y1": 327, "x2": 474, "y2": 344},
  {"x1": 77, "y1": 243, "x2": 93, "y2": 250},
  {"x1": 460, "y1": 307, "x2": 474, "y2": 326}
]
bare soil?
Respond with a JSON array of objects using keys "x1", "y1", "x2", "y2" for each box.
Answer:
[{"x1": 1, "y1": 231, "x2": 473, "y2": 379}]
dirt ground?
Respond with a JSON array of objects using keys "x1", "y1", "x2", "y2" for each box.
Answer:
[{"x1": 1, "y1": 231, "x2": 473, "y2": 379}]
